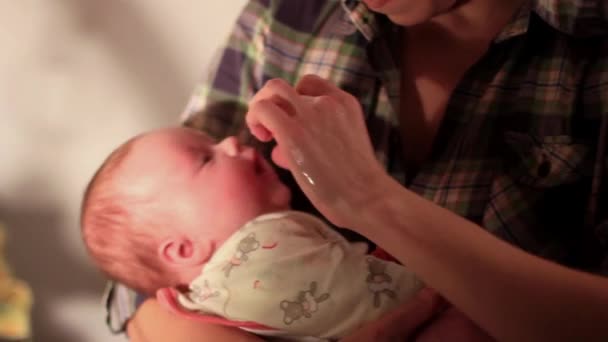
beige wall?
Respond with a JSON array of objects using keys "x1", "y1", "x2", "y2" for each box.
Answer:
[{"x1": 0, "y1": 1, "x2": 245, "y2": 341}]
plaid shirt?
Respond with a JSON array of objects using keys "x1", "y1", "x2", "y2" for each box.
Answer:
[{"x1": 106, "y1": 0, "x2": 608, "y2": 334}]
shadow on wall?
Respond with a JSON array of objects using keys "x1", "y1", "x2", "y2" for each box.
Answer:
[
  {"x1": 60, "y1": 0, "x2": 197, "y2": 121},
  {"x1": 1, "y1": 197, "x2": 104, "y2": 342},
  {"x1": 1, "y1": 1, "x2": 199, "y2": 340}
]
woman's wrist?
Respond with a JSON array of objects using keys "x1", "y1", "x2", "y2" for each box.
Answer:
[
  {"x1": 342, "y1": 171, "x2": 404, "y2": 231},
  {"x1": 343, "y1": 174, "x2": 608, "y2": 342}
]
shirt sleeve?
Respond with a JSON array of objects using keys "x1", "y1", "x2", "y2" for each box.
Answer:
[
  {"x1": 103, "y1": 0, "x2": 275, "y2": 334},
  {"x1": 103, "y1": 281, "x2": 144, "y2": 334}
]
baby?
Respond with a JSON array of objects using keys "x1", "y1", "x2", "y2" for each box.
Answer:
[{"x1": 81, "y1": 127, "x2": 423, "y2": 341}]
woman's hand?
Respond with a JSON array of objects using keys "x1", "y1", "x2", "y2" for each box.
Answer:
[
  {"x1": 246, "y1": 75, "x2": 387, "y2": 227},
  {"x1": 339, "y1": 287, "x2": 446, "y2": 342}
]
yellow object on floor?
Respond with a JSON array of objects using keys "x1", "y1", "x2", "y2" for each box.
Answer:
[{"x1": 0, "y1": 225, "x2": 32, "y2": 340}]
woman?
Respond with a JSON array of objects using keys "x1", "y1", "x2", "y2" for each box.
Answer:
[{"x1": 113, "y1": 0, "x2": 608, "y2": 340}]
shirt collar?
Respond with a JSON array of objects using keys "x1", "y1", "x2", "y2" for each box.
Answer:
[
  {"x1": 497, "y1": 0, "x2": 608, "y2": 42},
  {"x1": 341, "y1": 0, "x2": 381, "y2": 41},
  {"x1": 340, "y1": 0, "x2": 608, "y2": 43}
]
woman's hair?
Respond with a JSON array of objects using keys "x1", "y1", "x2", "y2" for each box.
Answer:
[{"x1": 80, "y1": 138, "x2": 169, "y2": 295}]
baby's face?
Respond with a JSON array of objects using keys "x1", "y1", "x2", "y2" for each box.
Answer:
[{"x1": 122, "y1": 127, "x2": 291, "y2": 242}]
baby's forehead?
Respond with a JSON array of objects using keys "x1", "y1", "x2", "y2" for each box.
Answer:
[
  {"x1": 138, "y1": 128, "x2": 215, "y2": 152},
  {"x1": 112, "y1": 128, "x2": 214, "y2": 200},
  {"x1": 177, "y1": 128, "x2": 216, "y2": 147},
  {"x1": 167, "y1": 128, "x2": 214, "y2": 145},
  {"x1": 122, "y1": 128, "x2": 216, "y2": 178}
]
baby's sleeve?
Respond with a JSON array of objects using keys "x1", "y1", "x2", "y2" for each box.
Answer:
[{"x1": 179, "y1": 212, "x2": 423, "y2": 340}]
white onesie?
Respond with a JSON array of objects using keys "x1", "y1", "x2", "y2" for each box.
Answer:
[{"x1": 178, "y1": 211, "x2": 423, "y2": 340}]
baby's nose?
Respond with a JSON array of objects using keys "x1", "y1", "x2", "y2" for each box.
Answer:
[{"x1": 217, "y1": 136, "x2": 241, "y2": 157}]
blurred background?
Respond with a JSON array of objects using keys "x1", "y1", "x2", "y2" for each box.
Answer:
[{"x1": 0, "y1": 1, "x2": 246, "y2": 340}]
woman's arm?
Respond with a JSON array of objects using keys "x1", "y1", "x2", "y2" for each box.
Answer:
[
  {"x1": 361, "y1": 178, "x2": 608, "y2": 342},
  {"x1": 138, "y1": 287, "x2": 457, "y2": 342},
  {"x1": 127, "y1": 298, "x2": 264, "y2": 342},
  {"x1": 245, "y1": 75, "x2": 608, "y2": 342}
]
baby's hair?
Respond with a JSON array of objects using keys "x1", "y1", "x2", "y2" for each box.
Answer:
[{"x1": 81, "y1": 137, "x2": 168, "y2": 295}]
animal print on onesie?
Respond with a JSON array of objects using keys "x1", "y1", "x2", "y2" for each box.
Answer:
[{"x1": 178, "y1": 211, "x2": 423, "y2": 340}]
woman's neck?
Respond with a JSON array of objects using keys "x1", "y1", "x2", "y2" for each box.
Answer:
[{"x1": 427, "y1": 0, "x2": 528, "y2": 42}]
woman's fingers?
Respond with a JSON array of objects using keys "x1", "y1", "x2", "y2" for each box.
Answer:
[
  {"x1": 296, "y1": 74, "x2": 359, "y2": 109},
  {"x1": 246, "y1": 97, "x2": 296, "y2": 142},
  {"x1": 251, "y1": 78, "x2": 301, "y2": 104},
  {"x1": 295, "y1": 74, "x2": 338, "y2": 96},
  {"x1": 297, "y1": 75, "x2": 371, "y2": 150},
  {"x1": 247, "y1": 79, "x2": 300, "y2": 141},
  {"x1": 271, "y1": 145, "x2": 290, "y2": 169},
  {"x1": 247, "y1": 76, "x2": 383, "y2": 228}
]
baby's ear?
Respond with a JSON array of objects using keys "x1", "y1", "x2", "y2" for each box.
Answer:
[{"x1": 158, "y1": 237, "x2": 214, "y2": 266}]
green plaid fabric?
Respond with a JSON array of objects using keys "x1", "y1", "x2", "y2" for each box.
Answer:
[{"x1": 106, "y1": 0, "x2": 608, "y2": 334}]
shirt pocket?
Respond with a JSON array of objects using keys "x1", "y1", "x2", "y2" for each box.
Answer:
[{"x1": 503, "y1": 131, "x2": 589, "y2": 188}]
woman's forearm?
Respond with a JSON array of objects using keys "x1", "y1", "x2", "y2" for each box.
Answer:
[
  {"x1": 357, "y1": 177, "x2": 608, "y2": 342},
  {"x1": 127, "y1": 299, "x2": 265, "y2": 342}
]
